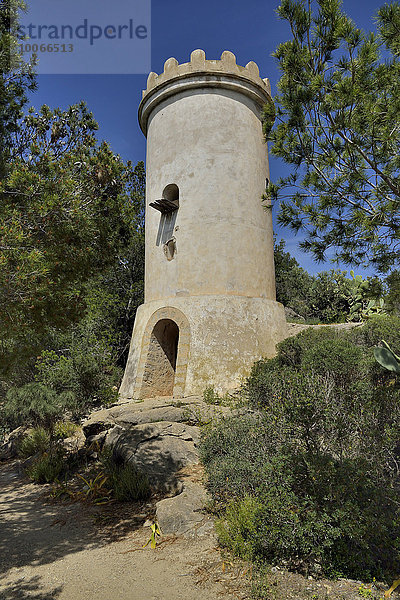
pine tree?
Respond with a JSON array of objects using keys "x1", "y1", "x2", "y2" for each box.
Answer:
[
  {"x1": 0, "y1": 0, "x2": 36, "y2": 177},
  {"x1": 265, "y1": 0, "x2": 400, "y2": 272},
  {"x1": 0, "y1": 1, "x2": 146, "y2": 411},
  {"x1": 0, "y1": 102, "x2": 140, "y2": 341}
]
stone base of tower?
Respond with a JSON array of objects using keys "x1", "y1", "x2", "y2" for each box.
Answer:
[{"x1": 119, "y1": 295, "x2": 287, "y2": 400}]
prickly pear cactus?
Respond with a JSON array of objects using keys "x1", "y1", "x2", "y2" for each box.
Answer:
[
  {"x1": 373, "y1": 340, "x2": 400, "y2": 374},
  {"x1": 347, "y1": 270, "x2": 385, "y2": 322}
]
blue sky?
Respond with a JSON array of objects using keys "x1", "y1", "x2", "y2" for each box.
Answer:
[{"x1": 26, "y1": 0, "x2": 383, "y2": 275}]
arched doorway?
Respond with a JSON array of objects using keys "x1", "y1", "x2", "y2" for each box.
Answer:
[
  {"x1": 133, "y1": 307, "x2": 190, "y2": 399},
  {"x1": 140, "y1": 319, "x2": 180, "y2": 397}
]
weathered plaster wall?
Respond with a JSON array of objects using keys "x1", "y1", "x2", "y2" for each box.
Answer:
[
  {"x1": 145, "y1": 88, "x2": 276, "y2": 301},
  {"x1": 119, "y1": 296, "x2": 287, "y2": 398}
]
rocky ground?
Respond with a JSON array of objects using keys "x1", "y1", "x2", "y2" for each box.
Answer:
[
  {"x1": 0, "y1": 461, "x2": 252, "y2": 600},
  {"x1": 0, "y1": 394, "x2": 396, "y2": 600},
  {"x1": 82, "y1": 395, "x2": 233, "y2": 534},
  {"x1": 0, "y1": 396, "x2": 251, "y2": 600}
]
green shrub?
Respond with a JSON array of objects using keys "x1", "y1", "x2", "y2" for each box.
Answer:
[
  {"x1": 17, "y1": 421, "x2": 79, "y2": 465},
  {"x1": 384, "y1": 270, "x2": 400, "y2": 315},
  {"x1": 2, "y1": 382, "x2": 75, "y2": 432},
  {"x1": 308, "y1": 270, "x2": 350, "y2": 323},
  {"x1": 274, "y1": 243, "x2": 386, "y2": 323},
  {"x1": 35, "y1": 334, "x2": 121, "y2": 415},
  {"x1": 351, "y1": 314, "x2": 400, "y2": 350},
  {"x1": 200, "y1": 414, "x2": 275, "y2": 502},
  {"x1": 100, "y1": 450, "x2": 151, "y2": 501},
  {"x1": 202, "y1": 414, "x2": 400, "y2": 579},
  {"x1": 251, "y1": 564, "x2": 280, "y2": 600},
  {"x1": 201, "y1": 319, "x2": 400, "y2": 580},
  {"x1": 274, "y1": 239, "x2": 314, "y2": 317},
  {"x1": 26, "y1": 450, "x2": 66, "y2": 483},
  {"x1": 271, "y1": 326, "x2": 367, "y2": 374},
  {"x1": 53, "y1": 421, "x2": 80, "y2": 440},
  {"x1": 110, "y1": 463, "x2": 151, "y2": 502},
  {"x1": 203, "y1": 386, "x2": 222, "y2": 405},
  {"x1": 216, "y1": 495, "x2": 264, "y2": 561},
  {"x1": 18, "y1": 427, "x2": 50, "y2": 458}
]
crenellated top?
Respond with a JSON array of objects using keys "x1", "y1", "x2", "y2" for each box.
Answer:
[
  {"x1": 138, "y1": 49, "x2": 272, "y2": 135},
  {"x1": 142, "y1": 49, "x2": 271, "y2": 99}
]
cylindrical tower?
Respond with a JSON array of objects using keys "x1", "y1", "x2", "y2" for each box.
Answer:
[{"x1": 120, "y1": 50, "x2": 287, "y2": 399}]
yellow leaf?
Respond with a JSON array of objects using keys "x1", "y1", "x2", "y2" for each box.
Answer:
[{"x1": 385, "y1": 577, "x2": 400, "y2": 598}]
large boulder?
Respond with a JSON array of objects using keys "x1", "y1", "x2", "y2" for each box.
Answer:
[
  {"x1": 0, "y1": 427, "x2": 26, "y2": 461},
  {"x1": 82, "y1": 396, "x2": 227, "y2": 438},
  {"x1": 80, "y1": 397, "x2": 233, "y2": 535},
  {"x1": 104, "y1": 421, "x2": 200, "y2": 494},
  {"x1": 156, "y1": 481, "x2": 213, "y2": 537}
]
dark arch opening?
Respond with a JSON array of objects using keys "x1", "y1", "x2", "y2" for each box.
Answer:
[
  {"x1": 162, "y1": 183, "x2": 179, "y2": 204},
  {"x1": 140, "y1": 319, "x2": 179, "y2": 397}
]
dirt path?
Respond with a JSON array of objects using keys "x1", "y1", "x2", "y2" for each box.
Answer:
[{"x1": 0, "y1": 462, "x2": 249, "y2": 600}]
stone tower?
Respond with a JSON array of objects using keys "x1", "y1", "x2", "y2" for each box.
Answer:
[{"x1": 119, "y1": 49, "x2": 287, "y2": 400}]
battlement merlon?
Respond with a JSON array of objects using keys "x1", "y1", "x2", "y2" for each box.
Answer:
[{"x1": 138, "y1": 49, "x2": 272, "y2": 135}]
